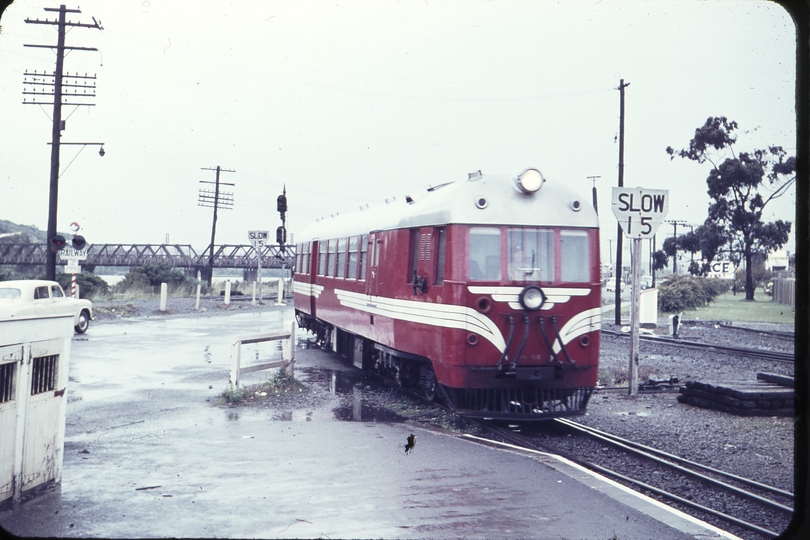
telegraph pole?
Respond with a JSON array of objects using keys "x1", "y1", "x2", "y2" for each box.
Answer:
[
  {"x1": 614, "y1": 79, "x2": 630, "y2": 325},
  {"x1": 665, "y1": 219, "x2": 687, "y2": 274},
  {"x1": 198, "y1": 166, "x2": 235, "y2": 287},
  {"x1": 23, "y1": 5, "x2": 103, "y2": 280}
]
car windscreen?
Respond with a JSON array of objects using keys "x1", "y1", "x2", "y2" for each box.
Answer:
[{"x1": 0, "y1": 288, "x2": 22, "y2": 300}]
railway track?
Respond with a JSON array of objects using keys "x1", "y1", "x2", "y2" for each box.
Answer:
[
  {"x1": 601, "y1": 329, "x2": 794, "y2": 363},
  {"x1": 472, "y1": 418, "x2": 793, "y2": 540}
]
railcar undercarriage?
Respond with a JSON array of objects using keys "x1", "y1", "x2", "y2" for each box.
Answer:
[{"x1": 296, "y1": 311, "x2": 594, "y2": 420}]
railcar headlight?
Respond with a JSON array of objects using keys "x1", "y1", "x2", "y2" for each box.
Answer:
[
  {"x1": 518, "y1": 285, "x2": 546, "y2": 311},
  {"x1": 516, "y1": 168, "x2": 544, "y2": 194}
]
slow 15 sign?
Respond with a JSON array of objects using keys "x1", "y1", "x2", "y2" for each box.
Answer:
[{"x1": 611, "y1": 187, "x2": 669, "y2": 239}]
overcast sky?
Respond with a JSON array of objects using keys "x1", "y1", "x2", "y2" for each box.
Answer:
[{"x1": 0, "y1": 0, "x2": 797, "y2": 264}]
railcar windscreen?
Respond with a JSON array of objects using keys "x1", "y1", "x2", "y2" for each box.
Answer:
[
  {"x1": 508, "y1": 228, "x2": 553, "y2": 282},
  {"x1": 560, "y1": 230, "x2": 590, "y2": 282},
  {"x1": 469, "y1": 227, "x2": 501, "y2": 281}
]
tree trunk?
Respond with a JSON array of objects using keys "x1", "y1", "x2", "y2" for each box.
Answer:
[{"x1": 744, "y1": 249, "x2": 755, "y2": 301}]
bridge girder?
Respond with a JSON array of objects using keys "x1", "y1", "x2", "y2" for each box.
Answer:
[{"x1": 0, "y1": 244, "x2": 296, "y2": 270}]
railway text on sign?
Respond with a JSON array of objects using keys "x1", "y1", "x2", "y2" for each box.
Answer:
[{"x1": 611, "y1": 187, "x2": 669, "y2": 239}]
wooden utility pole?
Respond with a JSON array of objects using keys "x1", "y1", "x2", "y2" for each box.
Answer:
[
  {"x1": 23, "y1": 5, "x2": 103, "y2": 280},
  {"x1": 198, "y1": 166, "x2": 235, "y2": 286},
  {"x1": 614, "y1": 79, "x2": 630, "y2": 325},
  {"x1": 665, "y1": 219, "x2": 687, "y2": 274}
]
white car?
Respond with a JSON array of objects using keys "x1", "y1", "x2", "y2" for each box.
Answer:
[
  {"x1": 0, "y1": 279, "x2": 93, "y2": 334},
  {"x1": 605, "y1": 278, "x2": 625, "y2": 293}
]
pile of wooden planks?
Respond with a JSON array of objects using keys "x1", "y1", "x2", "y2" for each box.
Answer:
[{"x1": 677, "y1": 372, "x2": 795, "y2": 417}]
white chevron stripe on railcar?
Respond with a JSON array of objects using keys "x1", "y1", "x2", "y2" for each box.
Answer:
[
  {"x1": 334, "y1": 289, "x2": 506, "y2": 352},
  {"x1": 293, "y1": 281, "x2": 324, "y2": 298},
  {"x1": 551, "y1": 307, "x2": 602, "y2": 354},
  {"x1": 468, "y1": 285, "x2": 590, "y2": 310}
]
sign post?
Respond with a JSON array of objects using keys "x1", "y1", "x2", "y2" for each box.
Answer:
[
  {"x1": 612, "y1": 188, "x2": 669, "y2": 397},
  {"x1": 248, "y1": 230, "x2": 269, "y2": 304},
  {"x1": 59, "y1": 247, "x2": 88, "y2": 299}
]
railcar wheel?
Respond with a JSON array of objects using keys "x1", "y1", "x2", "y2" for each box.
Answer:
[
  {"x1": 75, "y1": 310, "x2": 90, "y2": 334},
  {"x1": 418, "y1": 365, "x2": 438, "y2": 401}
]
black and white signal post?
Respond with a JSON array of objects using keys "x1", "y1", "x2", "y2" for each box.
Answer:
[{"x1": 611, "y1": 187, "x2": 669, "y2": 396}]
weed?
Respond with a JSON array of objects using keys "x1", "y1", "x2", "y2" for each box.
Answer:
[{"x1": 222, "y1": 385, "x2": 246, "y2": 404}]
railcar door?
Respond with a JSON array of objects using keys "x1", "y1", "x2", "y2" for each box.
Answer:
[
  {"x1": 310, "y1": 241, "x2": 319, "y2": 318},
  {"x1": 366, "y1": 232, "x2": 382, "y2": 297}
]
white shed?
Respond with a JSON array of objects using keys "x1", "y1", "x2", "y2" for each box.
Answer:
[{"x1": 0, "y1": 307, "x2": 74, "y2": 508}]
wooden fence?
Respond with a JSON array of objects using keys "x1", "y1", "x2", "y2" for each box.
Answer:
[
  {"x1": 772, "y1": 271, "x2": 795, "y2": 307},
  {"x1": 229, "y1": 320, "x2": 296, "y2": 387}
]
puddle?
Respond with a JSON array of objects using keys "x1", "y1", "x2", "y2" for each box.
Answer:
[{"x1": 230, "y1": 367, "x2": 408, "y2": 424}]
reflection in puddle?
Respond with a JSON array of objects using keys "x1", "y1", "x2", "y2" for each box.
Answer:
[{"x1": 332, "y1": 400, "x2": 406, "y2": 423}]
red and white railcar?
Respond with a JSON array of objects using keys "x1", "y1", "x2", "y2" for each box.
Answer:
[{"x1": 293, "y1": 168, "x2": 601, "y2": 420}]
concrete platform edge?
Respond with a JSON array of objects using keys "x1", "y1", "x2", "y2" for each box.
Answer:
[{"x1": 460, "y1": 434, "x2": 744, "y2": 540}]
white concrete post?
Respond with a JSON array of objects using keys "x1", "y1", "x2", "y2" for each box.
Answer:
[
  {"x1": 275, "y1": 279, "x2": 285, "y2": 306},
  {"x1": 282, "y1": 319, "x2": 296, "y2": 377},
  {"x1": 195, "y1": 283, "x2": 201, "y2": 310},
  {"x1": 160, "y1": 283, "x2": 168, "y2": 312},
  {"x1": 224, "y1": 281, "x2": 231, "y2": 305},
  {"x1": 252, "y1": 281, "x2": 257, "y2": 306}
]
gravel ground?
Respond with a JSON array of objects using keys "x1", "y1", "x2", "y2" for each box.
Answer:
[
  {"x1": 90, "y1": 295, "x2": 284, "y2": 322},
  {"x1": 590, "y1": 322, "x2": 795, "y2": 492},
  {"x1": 90, "y1": 296, "x2": 798, "y2": 531}
]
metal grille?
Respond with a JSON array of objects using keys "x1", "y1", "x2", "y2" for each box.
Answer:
[
  {"x1": 0, "y1": 363, "x2": 14, "y2": 403},
  {"x1": 31, "y1": 355, "x2": 58, "y2": 395},
  {"x1": 443, "y1": 386, "x2": 593, "y2": 419}
]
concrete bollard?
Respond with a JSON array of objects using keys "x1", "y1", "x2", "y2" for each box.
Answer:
[
  {"x1": 224, "y1": 281, "x2": 231, "y2": 305},
  {"x1": 195, "y1": 283, "x2": 201, "y2": 310},
  {"x1": 160, "y1": 283, "x2": 167, "y2": 312}
]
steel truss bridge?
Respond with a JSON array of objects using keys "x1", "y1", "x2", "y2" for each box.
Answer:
[{"x1": 0, "y1": 244, "x2": 296, "y2": 273}]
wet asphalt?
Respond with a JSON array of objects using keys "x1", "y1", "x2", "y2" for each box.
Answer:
[{"x1": 0, "y1": 306, "x2": 738, "y2": 539}]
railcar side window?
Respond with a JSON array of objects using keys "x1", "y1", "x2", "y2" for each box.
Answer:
[
  {"x1": 435, "y1": 227, "x2": 446, "y2": 285},
  {"x1": 336, "y1": 238, "x2": 348, "y2": 278},
  {"x1": 327, "y1": 240, "x2": 337, "y2": 277},
  {"x1": 359, "y1": 235, "x2": 368, "y2": 280},
  {"x1": 409, "y1": 229, "x2": 420, "y2": 283},
  {"x1": 318, "y1": 243, "x2": 327, "y2": 276},
  {"x1": 348, "y1": 236, "x2": 358, "y2": 279},
  {"x1": 469, "y1": 227, "x2": 501, "y2": 281},
  {"x1": 508, "y1": 228, "x2": 553, "y2": 282},
  {"x1": 560, "y1": 230, "x2": 590, "y2": 282}
]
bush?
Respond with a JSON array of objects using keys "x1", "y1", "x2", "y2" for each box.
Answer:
[
  {"x1": 658, "y1": 274, "x2": 732, "y2": 313},
  {"x1": 114, "y1": 263, "x2": 195, "y2": 295},
  {"x1": 55, "y1": 272, "x2": 111, "y2": 299}
]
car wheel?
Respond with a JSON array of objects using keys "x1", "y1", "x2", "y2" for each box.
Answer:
[{"x1": 75, "y1": 310, "x2": 90, "y2": 334}]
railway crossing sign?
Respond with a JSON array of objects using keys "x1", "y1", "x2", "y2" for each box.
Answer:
[{"x1": 611, "y1": 188, "x2": 669, "y2": 239}]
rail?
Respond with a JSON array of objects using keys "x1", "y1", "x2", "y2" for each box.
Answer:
[{"x1": 229, "y1": 320, "x2": 296, "y2": 387}]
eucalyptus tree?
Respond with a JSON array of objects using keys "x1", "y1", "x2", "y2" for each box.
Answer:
[{"x1": 666, "y1": 117, "x2": 794, "y2": 300}]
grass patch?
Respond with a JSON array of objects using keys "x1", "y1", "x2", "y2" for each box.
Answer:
[
  {"x1": 682, "y1": 292, "x2": 794, "y2": 324},
  {"x1": 220, "y1": 371, "x2": 305, "y2": 405}
]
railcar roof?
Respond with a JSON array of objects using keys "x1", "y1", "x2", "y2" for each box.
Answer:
[{"x1": 297, "y1": 170, "x2": 599, "y2": 241}]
